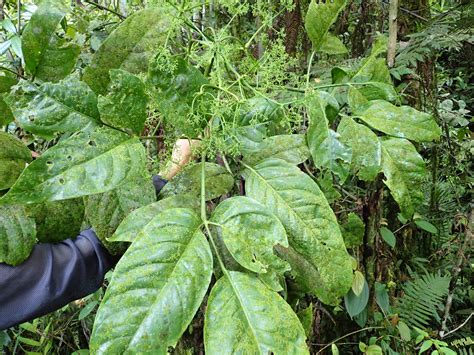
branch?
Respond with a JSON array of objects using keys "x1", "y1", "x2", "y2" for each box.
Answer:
[
  {"x1": 387, "y1": 0, "x2": 399, "y2": 68},
  {"x1": 83, "y1": 0, "x2": 126, "y2": 20}
]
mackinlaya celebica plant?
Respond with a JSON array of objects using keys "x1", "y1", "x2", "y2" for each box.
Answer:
[{"x1": 0, "y1": 0, "x2": 442, "y2": 353}]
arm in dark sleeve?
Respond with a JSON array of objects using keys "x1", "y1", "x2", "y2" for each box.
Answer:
[{"x1": 0, "y1": 229, "x2": 115, "y2": 330}]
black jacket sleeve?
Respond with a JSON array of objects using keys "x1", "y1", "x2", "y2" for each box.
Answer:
[{"x1": 0, "y1": 229, "x2": 115, "y2": 330}]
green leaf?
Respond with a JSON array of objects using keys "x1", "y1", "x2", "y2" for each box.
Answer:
[
  {"x1": 84, "y1": 175, "x2": 155, "y2": 253},
  {"x1": 90, "y1": 208, "x2": 212, "y2": 354},
  {"x1": 380, "y1": 138, "x2": 427, "y2": 218},
  {"x1": 28, "y1": 198, "x2": 84, "y2": 243},
  {"x1": 210, "y1": 196, "x2": 289, "y2": 275},
  {"x1": 380, "y1": 227, "x2": 396, "y2": 248},
  {"x1": 0, "y1": 132, "x2": 32, "y2": 190},
  {"x1": 98, "y1": 69, "x2": 147, "y2": 134},
  {"x1": 397, "y1": 321, "x2": 411, "y2": 342},
  {"x1": 374, "y1": 282, "x2": 390, "y2": 313},
  {"x1": 305, "y1": 0, "x2": 347, "y2": 51},
  {"x1": 366, "y1": 344, "x2": 383, "y2": 355},
  {"x1": 237, "y1": 126, "x2": 310, "y2": 165},
  {"x1": 109, "y1": 194, "x2": 199, "y2": 242},
  {"x1": 297, "y1": 304, "x2": 314, "y2": 337},
  {"x1": 331, "y1": 344, "x2": 340, "y2": 355},
  {"x1": 356, "y1": 100, "x2": 442, "y2": 142},
  {"x1": 21, "y1": 0, "x2": 78, "y2": 81},
  {"x1": 347, "y1": 86, "x2": 369, "y2": 112},
  {"x1": 319, "y1": 33, "x2": 348, "y2": 55},
  {"x1": 316, "y1": 170, "x2": 341, "y2": 204},
  {"x1": 352, "y1": 270, "x2": 365, "y2": 296},
  {"x1": 338, "y1": 116, "x2": 381, "y2": 181},
  {"x1": 0, "y1": 71, "x2": 18, "y2": 126},
  {"x1": 148, "y1": 57, "x2": 209, "y2": 136},
  {"x1": 341, "y1": 212, "x2": 365, "y2": 248},
  {"x1": 160, "y1": 162, "x2": 234, "y2": 201},
  {"x1": 1, "y1": 127, "x2": 146, "y2": 204},
  {"x1": 307, "y1": 92, "x2": 351, "y2": 180},
  {"x1": 420, "y1": 340, "x2": 433, "y2": 353},
  {"x1": 204, "y1": 271, "x2": 308, "y2": 354},
  {"x1": 0, "y1": 204, "x2": 36, "y2": 266},
  {"x1": 78, "y1": 301, "x2": 98, "y2": 321},
  {"x1": 83, "y1": 6, "x2": 171, "y2": 95},
  {"x1": 238, "y1": 96, "x2": 284, "y2": 127},
  {"x1": 5, "y1": 78, "x2": 99, "y2": 138},
  {"x1": 415, "y1": 220, "x2": 438, "y2": 234},
  {"x1": 344, "y1": 279, "x2": 369, "y2": 318},
  {"x1": 243, "y1": 158, "x2": 353, "y2": 305}
]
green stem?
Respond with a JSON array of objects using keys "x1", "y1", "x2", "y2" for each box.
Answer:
[{"x1": 316, "y1": 327, "x2": 384, "y2": 354}]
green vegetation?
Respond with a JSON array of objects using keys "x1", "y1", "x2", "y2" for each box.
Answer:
[{"x1": 0, "y1": 0, "x2": 472, "y2": 353}]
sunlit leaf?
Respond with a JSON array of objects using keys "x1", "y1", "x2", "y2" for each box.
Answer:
[
  {"x1": 243, "y1": 158, "x2": 353, "y2": 304},
  {"x1": 204, "y1": 271, "x2": 308, "y2": 354},
  {"x1": 1, "y1": 127, "x2": 146, "y2": 204},
  {"x1": 5, "y1": 78, "x2": 99, "y2": 138},
  {"x1": 84, "y1": 6, "x2": 172, "y2": 95},
  {"x1": 90, "y1": 208, "x2": 212, "y2": 354}
]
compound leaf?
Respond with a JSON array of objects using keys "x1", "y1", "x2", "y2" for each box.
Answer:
[
  {"x1": 0, "y1": 204, "x2": 36, "y2": 266},
  {"x1": 109, "y1": 194, "x2": 199, "y2": 242},
  {"x1": 84, "y1": 6, "x2": 171, "y2": 95},
  {"x1": 5, "y1": 78, "x2": 99, "y2": 138},
  {"x1": 98, "y1": 69, "x2": 147, "y2": 134},
  {"x1": 210, "y1": 196, "x2": 289, "y2": 276},
  {"x1": 357, "y1": 100, "x2": 442, "y2": 142},
  {"x1": 338, "y1": 116, "x2": 381, "y2": 181},
  {"x1": 160, "y1": 162, "x2": 234, "y2": 201},
  {"x1": 243, "y1": 158, "x2": 353, "y2": 304},
  {"x1": 305, "y1": 0, "x2": 347, "y2": 51},
  {"x1": 90, "y1": 208, "x2": 212, "y2": 354},
  {"x1": 380, "y1": 138, "x2": 427, "y2": 218},
  {"x1": 204, "y1": 271, "x2": 308, "y2": 354},
  {"x1": 0, "y1": 132, "x2": 32, "y2": 190},
  {"x1": 1, "y1": 127, "x2": 146, "y2": 204}
]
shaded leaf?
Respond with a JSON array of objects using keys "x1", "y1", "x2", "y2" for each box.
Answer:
[
  {"x1": 341, "y1": 212, "x2": 365, "y2": 248},
  {"x1": 84, "y1": 175, "x2": 155, "y2": 253},
  {"x1": 0, "y1": 132, "x2": 32, "y2": 190},
  {"x1": 211, "y1": 196, "x2": 289, "y2": 278},
  {"x1": 0, "y1": 71, "x2": 18, "y2": 126},
  {"x1": 84, "y1": 6, "x2": 171, "y2": 95},
  {"x1": 375, "y1": 282, "x2": 390, "y2": 313},
  {"x1": 0, "y1": 204, "x2": 36, "y2": 266},
  {"x1": 148, "y1": 56, "x2": 209, "y2": 136},
  {"x1": 338, "y1": 116, "x2": 381, "y2": 181},
  {"x1": 5, "y1": 78, "x2": 99, "y2": 138},
  {"x1": 320, "y1": 33, "x2": 348, "y2": 55},
  {"x1": 297, "y1": 304, "x2": 314, "y2": 337},
  {"x1": 243, "y1": 158, "x2": 353, "y2": 304},
  {"x1": 90, "y1": 208, "x2": 212, "y2": 354},
  {"x1": 344, "y1": 279, "x2": 369, "y2": 318},
  {"x1": 357, "y1": 100, "x2": 441, "y2": 142},
  {"x1": 22, "y1": 0, "x2": 78, "y2": 81},
  {"x1": 307, "y1": 92, "x2": 351, "y2": 180},
  {"x1": 28, "y1": 198, "x2": 84, "y2": 243},
  {"x1": 397, "y1": 321, "x2": 411, "y2": 342},
  {"x1": 1, "y1": 127, "x2": 146, "y2": 204},
  {"x1": 305, "y1": 0, "x2": 347, "y2": 51},
  {"x1": 98, "y1": 69, "x2": 147, "y2": 134},
  {"x1": 204, "y1": 271, "x2": 308, "y2": 354},
  {"x1": 380, "y1": 138, "x2": 427, "y2": 218},
  {"x1": 380, "y1": 227, "x2": 396, "y2": 248},
  {"x1": 109, "y1": 194, "x2": 199, "y2": 242},
  {"x1": 415, "y1": 220, "x2": 438, "y2": 234},
  {"x1": 160, "y1": 162, "x2": 234, "y2": 201}
]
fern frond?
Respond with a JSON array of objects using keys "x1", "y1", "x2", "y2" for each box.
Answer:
[{"x1": 398, "y1": 273, "x2": 451, "y2": 329}]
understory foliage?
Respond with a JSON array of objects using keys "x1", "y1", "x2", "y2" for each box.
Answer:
[{"x1": 0, "y1": 0, "x2": 472, "y2": 354}]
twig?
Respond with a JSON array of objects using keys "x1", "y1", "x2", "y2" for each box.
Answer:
[
  {"x1": 83, "y1": 0, "x2": 126, "y2": 20},
  {"x1": 440, "y1": 313, "x2": 474, "y2": 339},
  {"x1": 0, "y1": 65, "x2": 27, "y2": 79},
  {"x1": 316, "y1": 327, "x2": 384, "y2": 354}
]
